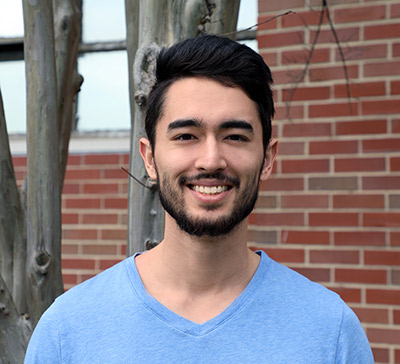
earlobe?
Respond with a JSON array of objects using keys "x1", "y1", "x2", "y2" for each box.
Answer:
[
  {"x1": 139, "y1": 138, "x2": 157, "y2": 180},
  {"x1": 260, "y1": 138, "x2": 278, "y2": 181}
]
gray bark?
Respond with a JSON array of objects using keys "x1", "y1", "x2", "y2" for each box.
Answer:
[
  {"x1": 125, "y1": 0, "x2": 241, "y2": 255},
  {"x1": 0, "y1": 0, "x2": 81, "y2": 361}
]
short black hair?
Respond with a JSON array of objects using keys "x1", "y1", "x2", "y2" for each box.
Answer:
[{"x1": 145, "y1": 34, "x2": 274, "y2": 153}]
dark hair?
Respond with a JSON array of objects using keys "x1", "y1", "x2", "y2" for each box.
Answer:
[{"x1": 145, "y1": 34, "x2": 274, "y2": 152}]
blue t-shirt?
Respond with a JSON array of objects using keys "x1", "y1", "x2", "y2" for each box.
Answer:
[{"x1": 24, "y1": 251, "x2": 374, "y2": 363}]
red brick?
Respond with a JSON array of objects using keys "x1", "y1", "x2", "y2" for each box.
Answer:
[
  {"x1": 82, "y1": 213, "x2": 119, "y2": 224},
  {"x1": 363, "y1": 138, "x2": 400, "y2": 153},
  {"x1": 351, "y1": 307, "x2": 388, "y2": 324},
  {"x1": 256, "y1": 15, "x2": 278, "y2": 31},
  {"x1": 309, "y1": 140, "x2": 358, "y2": 155},
  {"x1": 290, "y1": 267, "x2": 331, "y2": 282},
  {"x1": 395, "y1": 309, "x2": 400, "y2": 324},
  {"x1": 101, "y1": 229, "x2": 127, "y2": 240},
  {"x1": 339, "y1": 43, "x2": 388, "y2": 62},
  {"x1": 61, "y1": 244, "x2": 79, "y2": 254},
  {"x1": 367, "y1": 328, "x2": 400, "y2": 344},
  {"x1": 335, "y1": 268, "x2": 386, "y2": 284},
  {"x1": 65, "y1": 169, "x2": 101, "y2": 180},
  {"x1": 104, "y1": 168, "x2": 129, "y2": 179},
  {"x1": 260, "y1": 52, "x2": 277, "y2": 67},
  {"x1": 364, "y1": 60, "x2": 400, "y2": 77},
  {"x1": 327, "y1": 286, "x2": 361, "y2": 303},
  {"x1": 258, "y1": 247, "x2": 305, "y2": 263},
  {"x1": 277, "y1": 142, "x2": 305, "y2": 156},
  {"x1": 364, "y1": 212, "x2": 400, "y2": 227},
  {"x1": 365, "y1": 24, "x2": 400, "y2": 40},
  {"x1": 62, "y1": 274, "x2": 78, "y2": 285},
  {"x1": 281, "y1": 159, "x2": 329, "y2": 173},
  {"x1": 282, "y1": 86, "x2": 330, "y2": 102},
  {"x1": 392, "y1": 232, "x2": 400, "y2": 246},
  {"x1": 334, "y1": 157, "x2": 385, "y2": 172},
  {"x1": 282, "y1": 9, "x2": 327, "y2": 28},
  {"x1": 62, "y1": 258, "x2": 95, "y2": 270},
  {"x1": 393, "y1": 119, "x2": 400, "y2": 133},
  {"x1": 255, "y1": 196, "x2": 277, "y2": 209},
  {"x1": 309, "y1": 65, "x2": 358, "y2": 82},
  {"x1": 335, "y1": 5, "x2": 385, "y2": 23},
  {"x1": 275, "y1": 104, "x2": 305, "y2": 120},
  {"x1": 84, "y1": 154, "x2": 120, "y2": 165},
  {"x1": 310, "y1": 27, "x2": 359, "y2": 44},
  {"x1": 248, "y1": 213, "x2": 304, "y2": 226},
  {"x1": 258, "y1": 30, "x2": 304, "y2": 48},
  {"x1": 365, "y1": 250, "x2": 400, "y2": 266},
  {"x1": 62, "y1": 183, "x2": 80, "y2": 194},
  {"x1": 66, "y1": 155, "x2": 82, "y2": 165},
  {"x1": 82, "y1": 183, "x2": 119, "y2": 194},
  {"x1": 281, "y1": 49, "x2": 330, "y2": 66},
  {"x1": 282, "y1": 122, "x2": 331, "y2": 137},
  {"x1": 281, "y1": 195, "x2": 329, "y2": 208},
  {"x1": 260, "y1": 177, "x2": 304, "y2": 191},
  {"x1": 281, "y1": 230, "x2": 330, "y2": 245},
  {"x1": 62, "y1": 213, "x2": 79, "y2": 224},
  {"x1": 393, "y1": 270, "x2": 400, "y2": 285},
  {"x1": 391, "y1": 157, "x2": 400, "y2": 171},
  {"x1": 310, "y1": 250, "x2": 359, "y2": 264},
  {"x1": 259, "y1": 0, "x2": 303, "y2": 13},
  {"x1": 309, "y1": 102, "x2": 358, "y2": 118},
  {"x1": 65, "y1": 198, "x2": 101, "y2": 209},
  {"x1": 63, "y1": 229, "x2": 98, "y2": 240},
  {"x1": 247, "y1": 230, "x2": 277, "y2": 245},
  {"x1": 336, "y1": 119, "x2": 386, "y2": 135},
  {"x1": 392, "y1": 3, "x2": 400, "y2": 18},
  {"x1": 12, "y1": 156, "x2": 27, "y2": 167},
  {"x1": 362, "y1": 99, "x2": 400, "y2": 115},
  {"x1": 309, "y1": 177, "x2": 358, "y2": 191},
  {"x1": 396, "y1": 349, "x2": 400, "y2": 364},
  {"x1": 99, "y1": 259, "x2": 123, "y2": 270},
  {"x1": 333, "y1": 194, "x2": 384, "y2": 209},
  {"x1": 334, "y1": 82, "x2": 385, "y2": 98},
  {"x1": 271, "y1": 69, "x2": 305, "y2": 86},
  {"x1": 82, "y1": 244, "x2": 117, "y2": 255},
  {"x1": 309, "y1": 213, "x2": 359, "y2": 227},
  {"x1": 104, "y1": 198, "x2": 128, "y2": 209},
  {"x1": 371, "y1": 347, "x2": 389, "y2": 363},
  {"x1": 390, "y1": 195, "x2": 400, "y2": 208},
  {"x1": 334, "y1": 231, "x2": 386, "y2": 246},
  {"x1": 363, "y1": 177, "x2": 400, "y2": 191},
  {"x1": 392, "y1": 80, "x2": 400, "y2": 95},
  {"x1": 395, "y1": 43, "x2": 400, "y2": 57}
]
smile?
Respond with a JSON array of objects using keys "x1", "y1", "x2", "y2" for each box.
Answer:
[{"x1": 190, "y1": 185, "x2": 230, "y2": 195}]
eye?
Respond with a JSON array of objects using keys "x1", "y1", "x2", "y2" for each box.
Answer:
[
  {"x1": 225, "y1": 134, "x2": 249, "y2": 142},
  {"x1": 175, "y1": 134, "x2": 197, "y2": 141}
]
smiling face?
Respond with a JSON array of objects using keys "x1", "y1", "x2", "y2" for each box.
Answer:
[{"x1": 140, "y1": 77, "x2": 276, "y2": 238}]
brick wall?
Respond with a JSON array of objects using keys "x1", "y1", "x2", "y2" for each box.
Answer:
[{"x1": 255, "y1": 0, "x2": 400, "y2": 363}]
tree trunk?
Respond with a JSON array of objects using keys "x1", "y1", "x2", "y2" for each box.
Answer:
[
  {"x1": 0, "y1": 1, "x2": 81, "y2": 361},
  {"x1": 125, "y1": 0, "x2": 241, "y2": 255}
]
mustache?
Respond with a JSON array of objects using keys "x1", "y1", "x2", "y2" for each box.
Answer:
[{"x1": 179, "y1": 172, "x2": 240, "y2": 188}]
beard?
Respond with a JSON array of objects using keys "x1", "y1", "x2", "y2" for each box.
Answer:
[{"x1": 157, "y1": 170, "x2": 261, "y2": 238}]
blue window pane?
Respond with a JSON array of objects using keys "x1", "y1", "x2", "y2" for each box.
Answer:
[
  {"x1": 77, "y1": 51, "x2": 130, "y2": 131},
  {"x1": 0, "y1": 60, "x2": 26, "y2": 133},
  {"x1": 83, "y1": 0, "x2": 126, "y2": 42}
]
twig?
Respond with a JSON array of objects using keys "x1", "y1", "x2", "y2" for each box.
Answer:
[{"x1": 121, "y1": 167, "x2": 151, "y2": 190}]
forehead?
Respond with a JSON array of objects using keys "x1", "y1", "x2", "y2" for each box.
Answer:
[{"x1": 157, "y1": 77, "x2": 261, "y2": 132}]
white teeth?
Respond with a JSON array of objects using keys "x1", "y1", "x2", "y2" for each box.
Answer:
[{"x1": 192, "y1": 185, "x2": 228, "y2": 195}]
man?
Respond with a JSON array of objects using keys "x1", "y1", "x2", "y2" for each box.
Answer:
[{"x1": 25, "y1": 35, "x2": 374, "y2": 363}]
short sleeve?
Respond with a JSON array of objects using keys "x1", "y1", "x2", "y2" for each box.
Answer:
[
  {"x1": 335, "y1": 304, "x2": 374, "y2": 364},
  {"x1": 24, "y1": 304, "x2": 62, "y2": 364}
]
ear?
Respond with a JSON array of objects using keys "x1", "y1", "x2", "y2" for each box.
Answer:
[
  {"x1": 139, "y1": 138, "x2": 157, "y2": 180},
  {"x1": 260, "y1": 138, "x2": 278, "y2": 181}
]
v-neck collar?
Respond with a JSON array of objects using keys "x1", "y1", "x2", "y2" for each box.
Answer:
[{"x1": 124, "y1": 250, "x2": 270, "y2": 336}]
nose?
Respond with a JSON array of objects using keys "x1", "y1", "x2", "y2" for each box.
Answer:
[{"x1": 194, "y1": 137, "x2": 227, "y2": 172}]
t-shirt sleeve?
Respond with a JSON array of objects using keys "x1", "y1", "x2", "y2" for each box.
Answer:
[
  {"x1": 335, "y1": 304, "x2": 374, "y2": 364},
  {"x1": 24, "y1": 305, "x2": 62, "y2": 364}
]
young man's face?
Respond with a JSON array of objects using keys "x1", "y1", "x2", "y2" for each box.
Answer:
[{"x1": 140, "y1": 77, "x2": 276, "y2": 237}]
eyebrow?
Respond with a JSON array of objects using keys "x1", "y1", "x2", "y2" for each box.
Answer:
[{"x1": 167, "y1": 119, "x2": 254, "y2": 133}]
